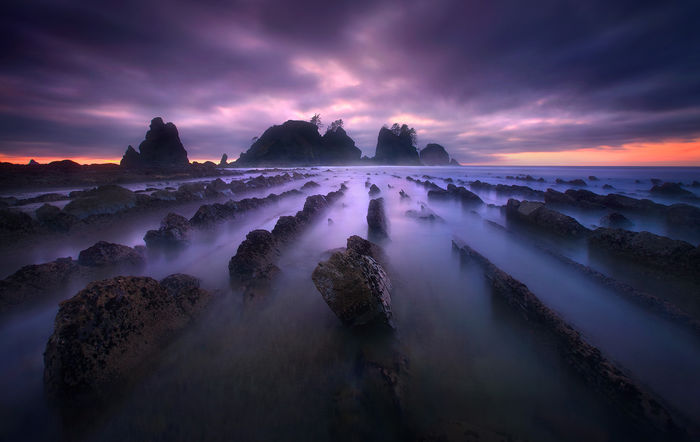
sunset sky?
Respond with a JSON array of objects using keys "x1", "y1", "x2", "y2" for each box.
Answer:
[{"x1": 1, "y1": 0, "x2": 699, "y2": 165}]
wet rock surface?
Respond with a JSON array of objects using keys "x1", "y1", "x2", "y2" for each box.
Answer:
[
  {"x1": 470, "y1": 180, "x2": 545, "y2": 199},
  {"x1": 63, "y1": 185, "x2": 138, "y2": 219},
  {"x1": 367, "y1": 198, "x2": 388, "y2": 240},
  {"x1": 312, "y1": 236, "x2": 393, "y2": 328},
  {"x1": 506, "y1": 199, "x2": 590, "y2": 238},
  {"x1": 599, "y1": 212, "x2": 634, "y2": 229},
  {"x1": 77, "y1": 241, "x2": 144, "y2": 268},
  {"x1": 0, "y1": 258, "x2": 80, "y2": 313},
  {"x1": 144, "y1": 213, "x2": 192, "y2": 248},
  {"x1": 588, "y1": 228, "x2": 700, "y2": 282},
  {"x1": 452, "y1": 240, "x2": 684, "y2": 437},
  {"x1": 43, "y1": 274, "x2": 211, "y2": 402}
]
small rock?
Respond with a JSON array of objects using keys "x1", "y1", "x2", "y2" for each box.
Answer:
[
  {"x1": 144, "y1": 213, "x2": 192, "y2": 248},
  {"x1": 368, "y1": 184, "x2": 381, "y2": 196},
  {"x1": 77, "y1": 241, "x2": 145, "y2": 268}
]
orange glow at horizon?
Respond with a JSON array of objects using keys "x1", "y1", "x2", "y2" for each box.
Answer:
[
  {"x1": 0, "y1": 155, "x2": 221, "y2": 165},
  {"x1": 487, "y1": 139, "x2": 700, "y2": 166}
]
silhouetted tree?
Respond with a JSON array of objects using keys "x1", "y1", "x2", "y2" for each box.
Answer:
[
  {"x1": 310, "y1": 113, "x2": 323, "y2": 128},
  {"x1": 327, "y1": 119, "x2": 344, "y2": 133},
  {"x1": 390, "y1": 123, "x2": 401, "y2": 135}
]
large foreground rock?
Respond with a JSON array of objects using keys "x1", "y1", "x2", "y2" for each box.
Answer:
[
  {"x1": 44, "y1": 275, "x2": 211, "y2": 401},
  {"x1": 77, "y1": 241, "x2": 144, "y2": 268},
  {"x1": 312, "y1": 236, "x2": 392, "y2": 328},
  {"x1": 506, "y1": 199, "x2": 590, "y2": 238}
]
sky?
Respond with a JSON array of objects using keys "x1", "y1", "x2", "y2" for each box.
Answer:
[{"x1": 1, "y1": 0, "x2": 699, "y2": 165}]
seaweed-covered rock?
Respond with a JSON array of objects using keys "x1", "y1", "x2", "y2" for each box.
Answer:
[
  {"x1": 43, "y1": 275, "x2": 210, "y2": 401},
  {"x1": 144, "y1": 213, "x2": 192, "y2": 248},
  {"x1": 77, "y1": 241, "x2": 144, "y2": 268}
]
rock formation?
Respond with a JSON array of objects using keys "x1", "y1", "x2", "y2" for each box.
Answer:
[
  {"x1": 505, "y1": 199, "x2": 590, "y2": 238},
  {"x1": 120, "y1": 117, "x2": 189, "y2": 169},
  {"x1": 367, "y1": 198, "x2": 388, "y2": 240},
  {"x1": 419, "y1": 143, "x2": 450, "y2": 165},
  {"x1": 373, "y1": 126, "x2": 421, "y2": 165},
  {"x1": 235, "y1": 120, "x2": 361, "y2": 166}
]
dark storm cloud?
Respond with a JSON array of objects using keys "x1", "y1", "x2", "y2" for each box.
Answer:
[{"x1": 0, "y1": 0, "x2": 698, "y2": 162}]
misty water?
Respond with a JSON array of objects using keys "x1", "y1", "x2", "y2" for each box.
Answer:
[{"x1": 1, "y1": 166, "x2": 699, "y2": 441}]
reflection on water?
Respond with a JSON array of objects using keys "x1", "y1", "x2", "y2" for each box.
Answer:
[{"x1": 1, "y1": 166, "x2": 699, "y2": 441}]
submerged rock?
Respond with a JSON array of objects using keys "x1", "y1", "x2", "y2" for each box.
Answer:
[
  {"x1": 428, "y1": 184, "x2": 483, "y2": 205},
  {"x1": 312, "y1": 236, "x2": 392, "y2": 328},
  {"x1": 556, "y1": 178, "x2": 587, "y2": 186},
  {"x1": 36, "y1": 204, "x2": 78, "y2": 232},
  {"x1": 367, "y1": 198, "x2": 388, "y2": 240},
  {"x1": 63, "y1": 185, "x2": 137, "y2": 219},
  {"x1": 399, "y1": 189, "x2": 410, "y2": 199},
  {"x1": 44, "y1": 275, "x2": 211, "y2": 401},
  {"x1": 650, "y1": 182, "x2": 695, "y2": 198},
  {"x1": 0, "y1": 258, "x2": 80, "y2": 313},
  {"x1": 368, "y1": 184, "x2": 381, "y2": 196},
  {"x1": 301, "y1": 180, "x2": 320, "y2": 190},
  {"x1": 144, "y1": 213, "x2": 192, "y2": 248},
  {"x1": 406, "y1": 205, "x2": 443, "y2": 222},
  {"x1": 588, "y1": 228, "x2": 700, "y2": 281},
  {"x1": 506, "y1": 199, "x2": 590, "y2": 238},
  {"x1": 77, "y1": 241, "x2": 144, "y2": 268},
  {"x1": 599, "y1": 212, "x2": 634, "y2": 229}
]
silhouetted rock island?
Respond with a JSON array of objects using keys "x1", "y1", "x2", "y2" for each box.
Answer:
[{"x1": 120, "y1": 117, "x2": 189, "y2": 169}]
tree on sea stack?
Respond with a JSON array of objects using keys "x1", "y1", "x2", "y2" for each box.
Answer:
[{"x1": 310, "y1": 113, "x2": 323, "y2": 128}]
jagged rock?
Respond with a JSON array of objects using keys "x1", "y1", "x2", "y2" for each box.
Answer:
[
  {"x1": 297, "y1": 194, "x2": 329, "y2": 222},
  {"x1": 320, "y1": 126, "x2": 363, "y2": 164},
  {"x1": 603, "y1": 184, "x2": 615, "y2": 190},
  {"x1": 588, "y1": 228, "x2": 700, "y2": 281},
  {"x1": 399, "y1": 190, "x2": 410, "y2": 199},
  {"x1": 43, "y1": 275, "x2": 211, "y2": 401},
  {"x1": 312, "y1": 237, "x2": 392, "y2": 328},
  {"x1": 599, "y1": 212, "x2": 634, "y2": 229},
  {"x1": 219, "y1": 153, "x2": 228, "y2": 166},
  {"x1": 35, "y1": 204, "x2": 78, "y2": 232},
  {"x1": 368, "y1": 184, "x2": 381, "y2": 196},
  {"x1": 374, "y1": 126, "x2": 421, "y2": 165},
  {"x1": 271, "y1": 215, "x2": 300, "y2": 243},
  {"x1": 63, "y1": 185, "x2": 137, "y2": 219},
  {"x1": 449, "y1": 158, "x2": 460, "y2": 166},
  {"x1": 120, "y1": 117, "x2": 189, "y2": 169},
  {"x1": 0, "y1": 208, "x2": 37, "y2": 234},
  {"x1": 367, "y1": 198, "x2": 388, "y2": 240},
  {"x1": 0, "y1": 258, "x2": 80, "y2": 313},
  {"x1": 419, "y1": 143, "x2": 450, "y2": 165},
  {"x1": 505, "y1": 199, "x2": 589, "y2": 237},
  {"x1": 144, "y1": 213, "x2": 192, "y2": 248},
  {"x1": 228, "y1": 230, "x2": 280, "y2": 298},
  {"x1": 77, "y1": 241, "x2": 144, "y2": 268}
]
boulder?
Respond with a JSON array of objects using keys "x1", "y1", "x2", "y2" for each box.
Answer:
[
  {"x1": 144, "y1": 213, "x2": 192, "y2": 248},
  {"x1": 506, "y1": 199, "x2": 590, "y2": 238},
  {"x1": 301, "y1": 180, "x2": 320, "y2": 190},
  {"x1": 77, "y1": 241, "x2": 144, "y2": 268},
  {"x1": 368, "y1": 184, "x2": 381, "y2": 196},
  {"x1": 63, "y1": 185, "x2": 137, "y2": 219},
  {"x1": 44, "y1": 275, "x2": 211, "y2": 401},
  {"x1": 35, "y1": 204, "x2": 78, "y2": 232},
  {"x1": 419, "y1": 143, "x2": 450, "y2": 165},
  {"x1": 599, "y1": 212, "x2": 634, "y2": 229},
  {"x1": 0, "y1": 208, "x2": 37, "y2": 234},
  {"x1": 367, "y1": 198, "x2": 388, "y2": 240},
  {"x1": 0, "y1": 258, "x2": 80, "y2": 312},
  {"x1": 312, "y1": 241, "x2": 392, "y2": 328}
]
